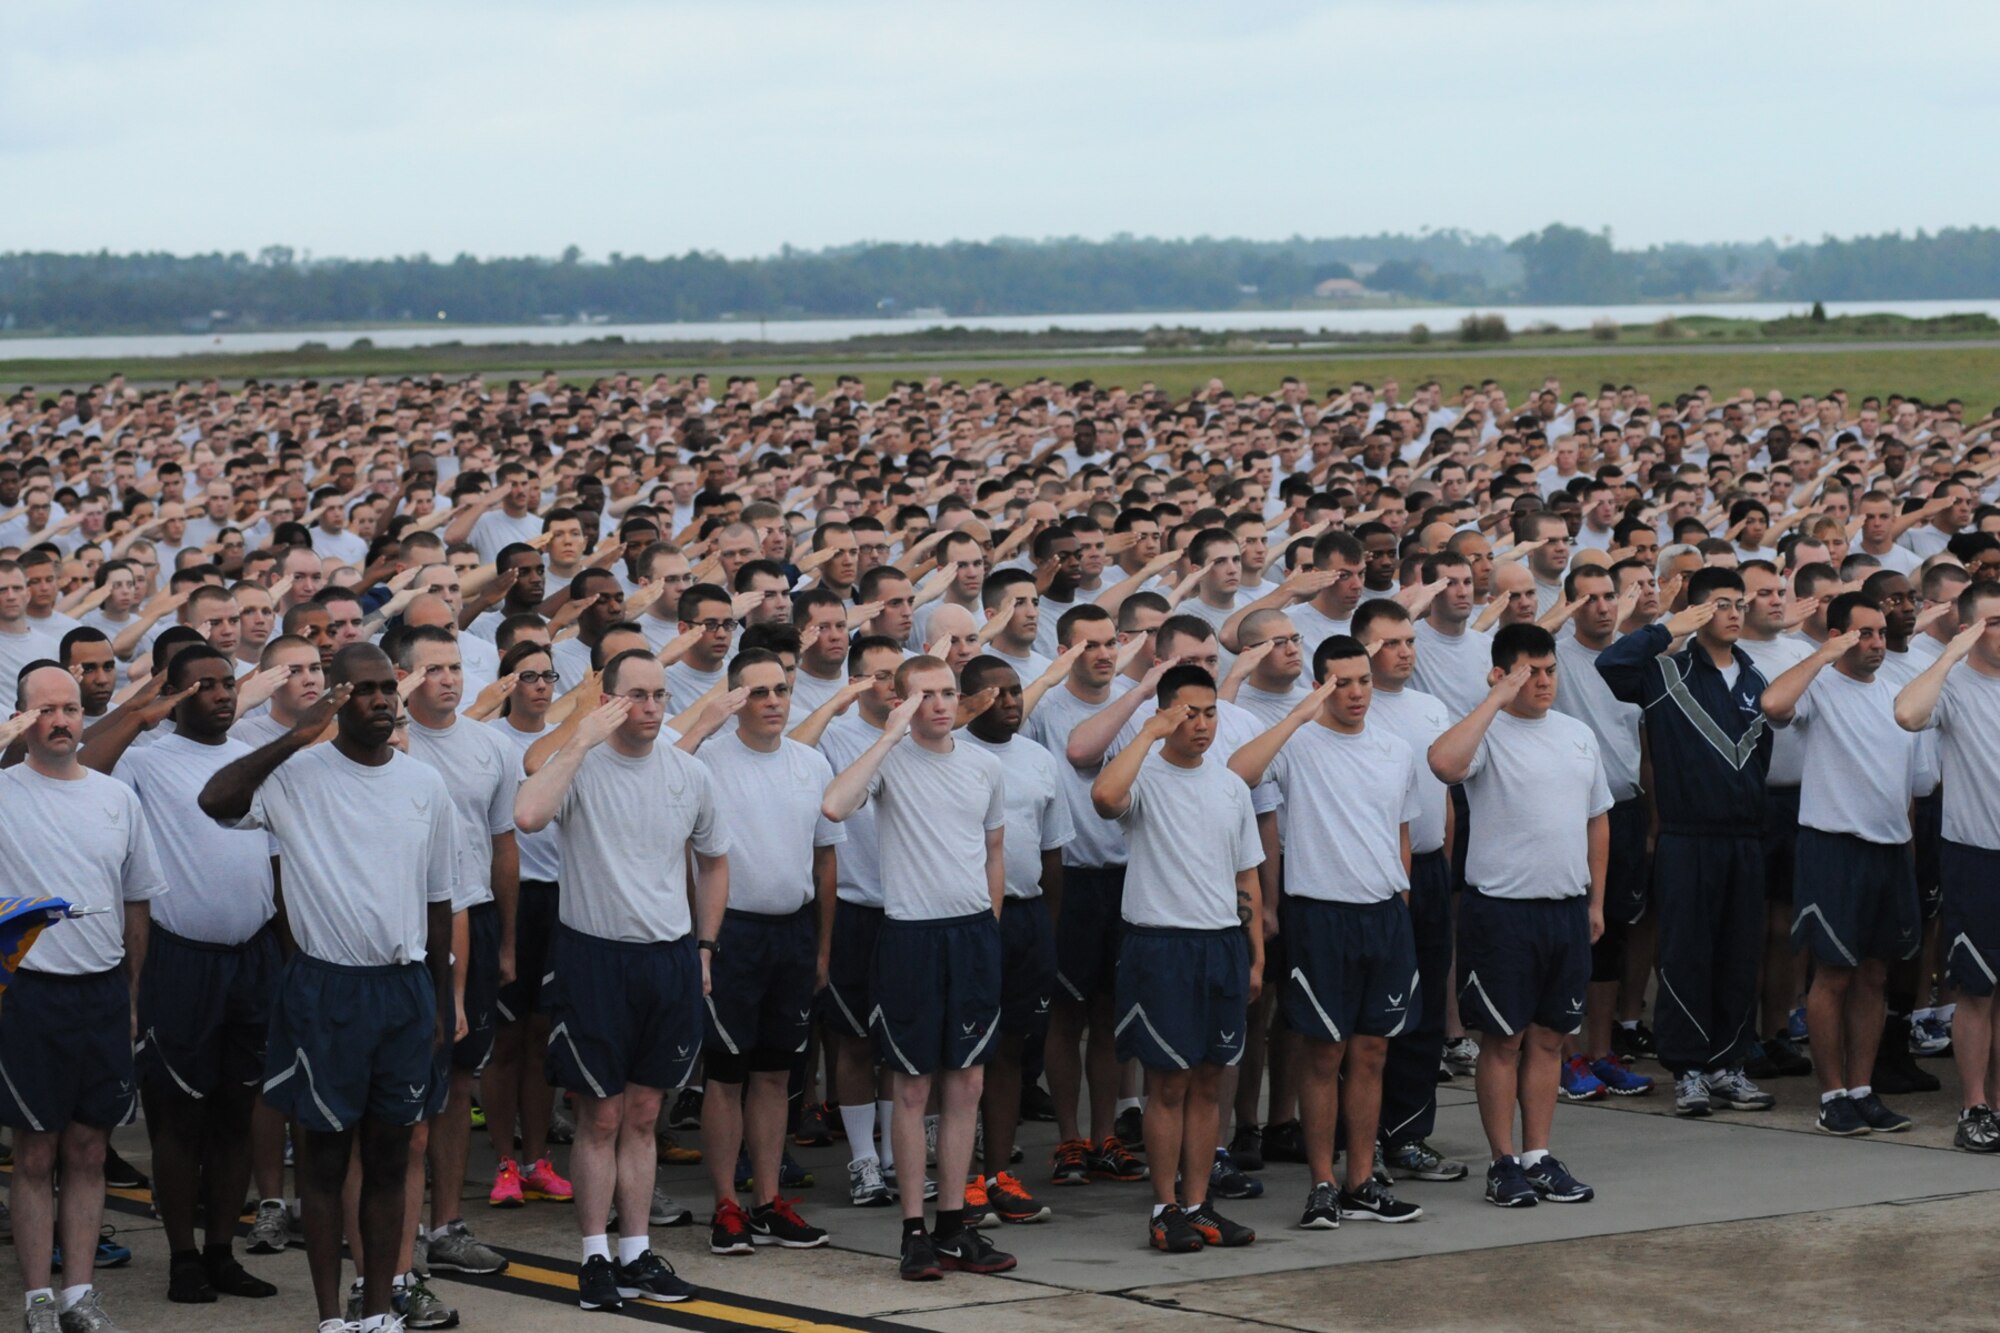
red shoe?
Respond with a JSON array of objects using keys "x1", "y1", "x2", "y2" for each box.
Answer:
[{"x1": 523, "y1": 1156, "x2": 573, "y2": 1202}]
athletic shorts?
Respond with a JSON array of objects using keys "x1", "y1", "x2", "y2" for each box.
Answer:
[
  {"x1": 452, "y1": 901, "x2": 502, "y2": 1073},
  {"x1": 1279, "y1": 896, "x2": 1418, "y2": 1044},
  {"x1": 0, "y1": 967, "x2": 136, "y2": 1133},
  {"x1": 1456, "y1": 890, "x2": 1591, "y2": 1037},
  {"x1": 998, "y1": 895, "x2": 1056, "y2": 1040},
  {"x1": 263, "y1": 956, "x2": 438, "y2": 1132},
  {"x1": 1113, "y1": 925, "x2": 1250, "y2": 1071},
  {"x1": 1055, "y1": 864, "x2": 1126, "y2": 1003},
  {"x1": 1604, "y1": 797, "x2": 1652, "y2": 926},
  {"x1": 1941, "y1": 840, "x2": 2000, "y2": 998},
  {"x1": 1913, "y1": 790, "x2": 1944, "y2": 921},
  {"x1": 136, "y1": 922, "x2": 280, "y2": 1099},
  {"x1": 1762, "y1": 785, "x2": 1801, "y2": 903},
  {"x1": 544, "y1": 925, "x2": 702, "y2": 1099},
  {"x1": 705, "y1": 906, "x2": 816, "y2": 1076},
  {"x1": 1791, "y1": 827, "x2": 1921, "y2": 968},
  {"x1": 822, "y1": 899, "x2": 883, "y2": 1041},
  {"x1": 870, "y1": 911, "x2": 1002, "y2": 1077},
  {"x1": 495, "y1": 879, "x2": 559, "y2": 1023}
]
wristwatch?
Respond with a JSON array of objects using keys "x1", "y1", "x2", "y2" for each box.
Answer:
[{"x1": 697, "y1": 938, "x2": 719, "y2": 956}]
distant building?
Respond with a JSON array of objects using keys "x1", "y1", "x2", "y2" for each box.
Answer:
[{"x1": 1313, "y1": 278, "x2": 1370, "y2": 299}]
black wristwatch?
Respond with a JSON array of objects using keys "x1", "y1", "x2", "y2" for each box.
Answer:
[{"x1": 697, "y1": 938, "x2": 719, "y2": 956}]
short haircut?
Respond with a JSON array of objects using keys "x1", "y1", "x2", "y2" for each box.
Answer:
[
  {"x1": 1563, "y1": 564, "x2": 1615, "y2": 600},
  {"x1": 1155, "y1": 613, "x2": 1217, "y2": 656},
  {"x1": 1116, "y1": 591, "x2": 1170, "y2": 632},
  {"x1": 857, "y1": 565, "x2": 912, "y2": 603},
  {"x1": 791, "y1": 585, "x2": 846, "y2": 625},
  {"x1": 1826, "y1": 592, "x2": 1880, "y2": 633},
  {"x1": 739, "y1": 622, "x2": 802, "y2": 658},
  {"x1": 1956, "y1": 580, "x2": 2000, "y2": 625},
  {"x1": 1310, "y1": 633, "x2": 1369, "y2": 684},
  {"x1": 258, "y1": 634, "x2": 314, "y2": 667},
  {"x1": 495, "y1": 612, "x2": 548, "y2": 652},
  {"x1": 1155, "y1": 663, "x2": 1217, "y2": 707},
  {"x1": 166, "y1": 643, "x2": 231, "y2": 690},
  {"x1": 677, "y1": 582, "x2": 730, "y2": 623},
  {"x1": 328, "y1": 642, "x2": 392, "y2": 686},
  {"x1": 1313, "y1": 529, "x2": 1364, "y2": 568},
  {"x1": 1686, "y1": 567, "x2": 1745, "y2": 604},
  {"x1": 980, "y1": 567, "x2": 1036, "y2": 610},
  {"x1": 1056, "y1": 602, "x2": 1113, "y2": 646},
  {"x1": 1350, "y1": 598, "x2": 1409, "y2": 642},
  {"x1": 498, "y1": 639, "x2": 553, "y2": 678},
  {"x1": 151, "y1": 625, "x2": 203, "y2": 673},
  {"x1": 1187, "y1": 527, "x2": 1237, "y2": 567},
  {"x1": 1420, "y1": 550, "x2": 1470, "y2": 583},
  {"x1": 58, "y1": 625, "x2": 111, "y2": 664},
  {"x1": 846, "y1": 633, "x2": 902, "y2": 675},
  {"x1": 959, "y1": 654, "x2": 1019, "y2": 697},
  {"x1": 394, "y1": 624, "x2": 458, "y2": 670},
  {"x1": 600, "y1": 648, "x2": 656, "y2": 695},
  {"x1": 893, "y1": 653, "x2": 952, "y2": 697},
  {"x1": 726, "y1": 647, "x2": 785, "y2": 687},
  {"x1": 1491, "y1": 622, "x2": 1557, "y2": 670}
]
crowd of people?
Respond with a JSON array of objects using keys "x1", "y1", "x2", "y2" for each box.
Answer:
[{"x1": 3, "y1": 365, "x2": 1999, "y2": 1332}]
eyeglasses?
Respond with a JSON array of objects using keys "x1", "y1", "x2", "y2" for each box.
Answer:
[
  {"x1": 515, "y1": 670, "x2": 560, "y2": 686},
  {"x1": 690, "y1": 618, "x2": 742, "y2": 633}
]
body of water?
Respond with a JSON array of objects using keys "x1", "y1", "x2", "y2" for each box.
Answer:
[{"x1": 4, "y1": 298, "x2": 1997, "y2": 362}]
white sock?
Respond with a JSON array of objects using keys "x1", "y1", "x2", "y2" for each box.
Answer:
[
  {"x1": 60, "y1": 1287, "x2": 91, "y2": 1312},
  {"x1": 617, "y1": 1234, "x2": 650, "y2": 1265},
  {"x1": 877, "y1": 1099, "x2": 896, "y2": 1170},
  {"x1": 1520, "y1": 1149, "x2": 1549, "y2": 1168},
  {"x1": 259, "y1": 1196, "x2": 284, "y2": 1210},
  {"x1": 1150, "y1": 1203, "x2": 1167, "y2": 1218},
  {"x1": 25, "y1": 1290, "x2": 54, "y2": 1311},
  {"x1": 1618, "y1": 1019, "x2": 1638, "y2": 1031},
  {"x1": 581, "y1": 1234, "x2": 611, "y2": 1263},
  {"x1": 1117, "y1": 1096, "x2": 1142, "y2": 1114},
  {"x1": 840, "y1": 1103, "x2": 877, "y2": 1160},
  {"x1": 1849, "y1": 1084, "x2": 1871, "y2": 1100},
  {"x1": 427, "y1": 1222, "x2": 457, "y2": 1242},
  {"x1": 1821, "y1": 1088, "x2": 1847, "y2": 1105}
]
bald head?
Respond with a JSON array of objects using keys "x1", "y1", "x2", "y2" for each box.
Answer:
[
  {"x1": 403, "y1": 593, "x2": 455, "y2": 632},
  {"x1": 329, "y1": 642, "x2": 393, "y2": 687},
  {"x1": 1494, "y1": 562, "x2": 1534, "y2": 595},
  {"x1": 18, "y1": 662, "x2": 78, "y2": 712}
]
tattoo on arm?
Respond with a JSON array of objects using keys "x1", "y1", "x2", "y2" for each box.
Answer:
[{"x1": 1237, "y1": 887, "x2": 1254, "y2": 927}]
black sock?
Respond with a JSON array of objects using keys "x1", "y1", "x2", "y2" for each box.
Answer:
[
  {"x1": 901, "y1": 1216, "x2": 929, "y2": 1239},
  {"x1": 167, "y1": 1250, "x2": 215, "y2": 1304},
  {"x1": 173, "y1": 1248, "x2": 203, "y2": 1265},
  {"x1": 932, "y1": 1207, "x2": 964, "y2": 1240}
]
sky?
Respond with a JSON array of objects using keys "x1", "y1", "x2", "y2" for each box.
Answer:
[{"x1": 8, "y1": 0, "x2": 1997, "y2": 262}]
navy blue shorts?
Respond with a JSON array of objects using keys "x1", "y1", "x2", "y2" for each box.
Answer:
[
  {"x1": 1114, "y1": 925, "x2": 1250, "y2": 1071},
  {"x1": 871, "y1": 911, "x2": 1001, "y2": 1077},
  {"x1": 1791, "y1": 827, "x2": 1921, "y2": 967},
  {"x1": 823, "y1": 899, "x2": 883, "y2": 1041},
  {"x1": 1055, "y1": 864, "x2": 1126, "y2": 1003},
  {"x1": 1279, "y1": 896, "x2": 1418, "y2": 1044},
  {"x1": 1456, "y1": 891, "x2": 1591, "y2": 1037},
  {"x1": 1604, "y1": 798, "x2": 1652, "y2": 926},
  {"x1": 544, "y1": 925, "x2": 703, "y2": 1099},
  {"x1": 496, "y1": 879, "x2": 559, "y2": 1024},
  {"x1": 136, "y1": 923, "x2": 279, "y2": 1100},
  {"x1": 999, "y1": 896, "x2": 1056, "y2": 1040},
  {"x1": 263, "y1": 956, "x2": 438, "y2": 1132},
  {"x1": 0, "y1": 968, "x2": 136, "y2": 1133},
  {"x1": 453, "y1": 901, "x2": 502, "y2": 1073},
  {"x1": 1763, "y1": 785, "x2": 1800, "y2": 903},
  {"x1": 1941, "y1": 840, "x2": 2000, "y2": 998},
  {"x1": 1914, "y1": 791, "x2": 1944, "y2": 920},
  {"x1": 705, "y1": 906, "x2": 816, "y2": 1076}
]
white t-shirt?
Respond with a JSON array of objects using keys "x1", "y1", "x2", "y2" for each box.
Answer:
[
  {"x1": 1877, "y1": 648, "x2": 1939, "y2": 798},
  {"x1": 864, "y1": 739, "x2": 1007, "y2": 922},
  {"x1": 1411, "y1": 620, "x2": 1495, "y2": 721},
  {"x1": 232, "y1": 745, "x2": 458, "y2": 966},
  {"x1": 1369, "y1": 686, "x2": 1453, "y2": 854},
  {"x1": 0, "y1": 623, "x2": 61, "y2": 714},
  {"x1": 1234, "y1": 678, "x2": 1313, "y2": 731},
  {"x1": 1740, "y1": 633, "x2": 1817, "y2": 786},
  {"x1": 310, "y1": 527, "x2": 368, "y2": 567},
  {"x1": 1462, "y1": 710, "x2": 1614, "y2": 900},
  {"x1": 1552, "y1": 636, "x2": 1643, "y2": 803},
  {"x1": 488, "y1": 716, "x2": 563, "y2": 883},
  {"x1": 1781, "y1": 669, "x2": 1916, "y2": 846},
  {"x1": 790, "y1": 665, "x2": 849, "y2": 720},
  {"x1": 1912, "y1": 663, "x2": 2000, "y2": 851},
  {"x1": 554, "y1": 742, "x2": 727, "y2": 943},
  {"x1": 1117, "y1": 752, "x2": 1263, "y2": 930},
  {"x1": 696, "y1": 733, "x2": 843, "y2": 915},
  {"x1": 962, "y1": 731, "x2": 1075, "y2": 899},
  {"x1": 0, "y1": 765, "x2": 167, "y2": 973},
  {"x1": 468, "y1": 510, "x2": 544, "y2": 565},
  {"x1": 1264, "y1": 722, "x2": 1420, "y2": 903},
  {"x1": 1287, "y1": 603, "x2": 1352, "y2": 657},
  {"x1": 818, "y1": 710, "x2": 886, "y2": 906},
  {"x1": 405, "y1": 716, "x2": 518, "y2": 910},
  {"x1": 114, "y1": 733, "x2": 275, "y2": 946},
  {"x1": 1111, "y1": 696, "x2": 1283, "y2": 817},
  {"x1": 1021, "y1": 677, "x2": 1132, "y2": 868},
  {"x1": 666, "y1": 659, "x2": 727, "y2": 713}
]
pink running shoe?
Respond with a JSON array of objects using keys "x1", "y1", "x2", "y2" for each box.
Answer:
[
  {"x1": 523, "y1": 1156, "x2": 574, "y2": 1202},
  {"x1": 489, "y1": 1157, "x2": 525, "y2": 1209}
]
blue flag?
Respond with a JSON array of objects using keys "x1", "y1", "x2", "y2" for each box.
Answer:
[{"x1": 0, "y1": 896, "x2": 78, "y2": 991}]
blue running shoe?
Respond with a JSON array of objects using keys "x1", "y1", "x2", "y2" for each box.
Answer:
[
  {"x1": 1589, "y1": 1056, "x2": 1654, "y2": 1096},
  {"x1": 1786, "y1": 1006, "x2": 1808, "y2": 1042},
  {"x1": 1522, "y1": 1155, "x2": 1594, "y2": 1203},
  {"x1": 1560, "y1": 1054, "x2": 1607, "y2": 1102},
  {"x1": 1209, "y1": 1149, "x2": 1264, "y2": 1200},
  {"x1": 52, "y1": 1227, "x2": 132, "y2": 1270},
  {"x1": 1484, "y1": 1156, "x2": 1537, "y2": 1208}
]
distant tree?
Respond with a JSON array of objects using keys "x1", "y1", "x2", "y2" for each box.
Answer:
[{"x1": 1508, "y1": 224, "x2": 1632, "y2": 303}]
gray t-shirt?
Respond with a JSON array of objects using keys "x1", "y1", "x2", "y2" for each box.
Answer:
[
  {"x1": 1462, "y1": 710, "x2": 1614, "y2": 900},
  {"x1": 1783, "y1": 669, "x2": 1916, "y2": 845},
  {"x1": 1117, "y1": 752, "x2": 1264, "y2": 930},
  {"x1": 1914, "y1": 663, "x2": 2000, "y2": 851},
  {"x1": 1266, "y1": 722, "x2": 1420, "y2": 903},
  {"x1": 962, "y1": 732, "x2": 1075, "y2": 899},
  {"x1": 1022, "y1": 677, "x2": 1132, "y2": 868},
  {"x1": 1876, "y1": 648, "x2": 1939, "y2": 798},
  {"x1": 1369, "y1": 686, "x2": 1453, "y2": 854},
  {"x1": 232, "y1": 745, "x2": 458, "y2": 966},
  {"x1": 1234, "y1": 678, "x2": 1313, "y2": 731},
  {"x1": 666, "y1": 659, "x2": 727, "y2": 713},
  {"x1": 818, "y1": 711, "x2": 886, "y2": 906},
  {"x1": 1411, "y1": 620, "x2": 1495, "y2": 721},
  {"x1": 229, "y1": 711, "x2": 294, "y2": 751},
  {"x1": 488, "y1": 716, "x2": 563, "y2": 883},
  {"x1": 0, "y1": 623, "x2": 60, "y2": 714},
  {"x1": 114, "y1": 734, "x2": 275, "y2": 946},
  {"x1": 1111, "y1": 696, "x2": 1283, "y2": 817},
  {"x1": 1741, "y1": 633, "x2": 1817, "y2": 786},
  {"x1": 554, "y1": 742, "x2": 728, "y2": 942},
  {"x1": 0, "y1": 765, "x2": 167, "y2": 973},
  {"x1": 1288, "y1": 603, "x2": 1352, "y2": 658},
  {"x1": 1552, "y1": 636, "x2": 1643, "y2": 803},
  {"x1": 405, "y1": 716, "x2": 518, "y2": 910},
  {"x1": 468, "y1": 509, "x2": 544, "y2": 564},
  {"x1": 864, "y1": 739, "x2": 1006, "y2": 922},
  {"x1": 696, "y1": 733, "x2": 843, "y2": 914},
  {"x1": 791, "y1": 665, "x2": 849, "y2": 720}
]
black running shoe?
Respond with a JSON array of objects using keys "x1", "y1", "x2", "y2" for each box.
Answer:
[
  {"x1": 1183, "y1": 1202, "x2": 1255, "y2": 1247},
  {"x1": 1019, "y1": 1082, "x2": 1057, "y2": 1123},
  {"x1": 899, "y1": 1230, "x2": 944, "y2": 1281},
  {"x1": 616, "y1": 1249, "x2": 695, "y2": 1303},
  {"x1": 1149, "y1": 1204, "x2": 1204, "y2": 1252},
  {"x1": 933, "y1": 1226, "x2": 1017, "y2": 1274},
  {"x1": 1815, "y1": 1095, "x2": 1871, "y2": 1137},
  {"x1": 1261, "y1": 1118, "x2": 1307, "y2": 1163},
  {"x1": 750, "y1": 1197, "x2": 829, "y2": 1248},
  {"x1": 1298, "y1": 1181, "x2": 1339, "y2": 1231},
  {"x1": 576, "y1": 1254, "x2": 623, "y2": 1311},
  {"x1": 167, "y1": 1254, "x2": 216, "y2": 1305},
  {"x1": 1761, "y1": 1034, "x2": 1814, "y2": 1077},
  {"x1": 1610, "y1": 1022, "x2": 1657, "y2": 1063},
  {"x1": 1337, "y1": 1178, "x2": 1423, "y2": 1222},
  {"x1": 1227, "y1": 1124, "x2": 1264, "y2": 1172},
  {"x1": 793, "y1": 1100, "x2": 835, "y2": 1147},
  {"x1": 103, "y1": 1144, "x2": 150, "y2": 1191},
  {"x1": 668, "y1": 1085, "x2": 703, "y2": 1130},
  {"x1": 1851, "y1": 1092, "x2": 1912, "y2": 1133},
  {"x1": 1112, "y1": 1105, "x2": 1144, "y2": 1147},
  {"x1": 205, "y1": 1252, "x2": 277, "y2": 1299}
]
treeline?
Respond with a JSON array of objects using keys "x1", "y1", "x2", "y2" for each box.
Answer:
[{"x1": 2, "y1": 226, "x2": 1997, "y2": 334}]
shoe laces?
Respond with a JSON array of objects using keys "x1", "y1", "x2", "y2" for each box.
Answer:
[
  {"x1": 964, "y1": 1177, "x2": 990, "y2": 1205},
  {"x1": 714, "y1": 1199, "x2": 752, "y2": 1235},
  {"x1": 993, "y1": 1171, "x2": 1028, "y2": 1196},
  {"x1": 764, "y1": 1196, "x2": 809, "y2": 1226},
  {"x1": 1308, "y1": 1180, "x2": 1337, "y2": 1209},
  {"x1": 1055, "y1": 1138, "x2": 1088, "y2": 1164}
]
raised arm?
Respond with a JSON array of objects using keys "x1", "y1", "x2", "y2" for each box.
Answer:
[
  {"x1": 1228, "y1": 672, "x2": 1337, "y2": 787},
  {"x1": 1090, "y1": 703, "x2": 1184, "y2": 819},
  {"x1": 198, "y1": 684, "x2": 352, "y2": 822},
  {"x1": 1427, "y1": 664, "x2": 1525, "y2": 785},
  {"x1": 820, "y1": 694, "x2": 920, "y2": 821},
  {"x1": 1760, "y1": 630, "x2": 1858, "y2": 726},
  {"x1": 514, "y1": 696, "x2": 630, "y2": 832},
  {"x1": 1895, "y1": 617, "x2": 1986, "y2": 731}
]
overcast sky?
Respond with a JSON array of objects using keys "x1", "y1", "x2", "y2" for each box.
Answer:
[{"x1": 8, "y1": 0, "x2": 1994, "y2": 261}]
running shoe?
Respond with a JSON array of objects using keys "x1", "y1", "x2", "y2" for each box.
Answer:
[
  {"x1": 1261, "y1": 1118, "x2": 1307, "y2": 1163},
  {"x1": 1208, "y1": 1148, "x2": 1263, "y2": 1200},
  {"x1": 616, "y1": 1248, "x2": 696, "y2": 1302},
  {"x1": 883, "y1": 1164, "x2": 937, "y2": 1202},
  {"x1": 750, "y1": 1197, "x2": 828, "y2": 1248},
  {"x1": 710, "y1": 1198, "x2": 756, "y2": 1256},
  {"x1": 794, "y1": 1099, "x2": 835, "y2": 1146},
  {"x1": 668, "y1": 1086, "x2": 703, "y2": 1130},
  {"x1": 656, "y1": 1131, "x2": 703, "y2": 1166},
  {"x1": 963, "y1": 1175, "x2": 998, "y2": 1228},
  {"x1": 24, "y1": 1292, "x2": 59, "y2": 1333},
  {"x1": 204, "y1": 1251, "x2": 276, "y2": 1299},
  {"x1": 987, "y1": 1172, "x2": 1051, "y2": 1224},
  {"x1": 1560, "y1": 1054, "x2": 1608, "y2": 1102},
  {"x1": 1051, "y1": 1138, "x2": 1091, "y2": 1186},
  {"x1": 1673, "y1": 1069, "x2": 1712, "y2": 1117},
  {"x1": 610, "y1": 1180, "x2": 692, "y2": 1230},
  {"x1": 900, "y1": 1229, "x2": 944, "y2": 1281},
  {"x1": 1385, "y1": 1139, "x2": 1469, "y2": 1182},
  {"x1": 1089, "y1": 1136, "x2": 1148, "y2": 1182},
  {"x1": 523, "y1": 1156, "x2": 573, "y2": 1201},
  {"x1": 577, "y1": 1254, "x2": 623, "y2": 1311},
  {"x1": 1704, "y1": 1068, "x2": 1775, "y2": 1111},
  {"x1": 1851, "y1": 1091, "x2": 1912, "y2": 1133},
  {"x1": 1183, "y1": 1201, "x2": 1255, "y2": 1247},
  {"x1": 1785, "y1": 1006, "x2": 1808, "y2": 1042},
  {"x1": 1298, "y1": 1180, "x2": 1339, "y2": 1230},
  {"x1": 1815, "y1": 1095, "x2": 1870, "y2": 1137},
  {"x1": 1911, "y1": 1012, "x2": 1953, "y2": 1056},
  {"x1": 50, "y1": 1289, "x2": 124, "y2": 1331},
  {"x1": 1522, "y1": 1155, "x2": 1594, "y2": 1204},
  {"x1": 1955, "y1": 1105, "x2": 2000, "y2": 1153},
  {"x1": 400, "y1": 1276, "x2": 459, "y2": 1329},
  {"x1": 1484, "y1": 1156, "x2": 1537, "y2": 1208},
  {"x1": 1227, "y1": 1124, "x2": 1264, "y2": 1172},
  {"x1": 1149, "y1": 1204, "x2": 1204, "y2": 1252},
  {"x1": 53, "y1": 1227, "x2": 132, "y2": 1270},
  {"x1": 933, "y1": 1226, "x2": 1017, "y2": 1273},
  {"x1": 1113, "y1": 1105, "x2": 1145, "y2": 1147},
  {"x1": 426, "y1": 1219, "x2": 508, "y2": 1274},
  {"x1": 1590, "y1": 1056, "x2": 1654, "y2": 1096},
  {"x1": 1610, "y1": 1021, "x2": 1657, "y2": 1063},
  {"x1": 734, "y1": 1147, "x2": 815, "y2": 1191},
  {"x1": 169, "y1": 1250, "x2": 216, "y2": 1304},
  {"x1": 1442, "y1": 1035, "x2": 1480, "y2": 1077},
  {"x1": 468, "y1": 1099, "x2": 486, "y2": 1131},
  {"x1": 489, "y1": 1156, "x2": 525, "y2": 1208},
  {"x1": 1338, "y1": 1178, "x2": 1423, "y2": 1222},
  {"x1": 925, "y1": 1114, "x2": 939, "y2": 1167},
  {"x1": 548, "y1": 1094, "x2": 577, "y2": 1145},
  {"x1": 102, "y1": 1144, "x2": 149, "y2": 1191},
  {"x1": 1760, "y1": 1033, "x2": 1814, "y2": 1077},
  {"x1": 246, "y1": 1199, "x2": 289, "y2": 1254},
  {"x1": 848, "y1": 1156, "x2": 893, "y2": 1207}
]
